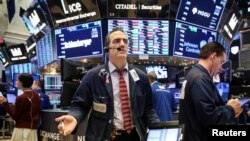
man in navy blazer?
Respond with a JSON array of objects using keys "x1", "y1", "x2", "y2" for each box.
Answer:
[{"x1": 55, "y1": 27, "x2": 160, "y2": 141}]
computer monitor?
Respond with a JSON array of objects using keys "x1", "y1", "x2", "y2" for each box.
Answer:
[
  {"x1": 7, "y1": 93, "x2": 16, "y2": 104},
  {"x1": 44, "y1": 74, "x2": 62, "y2": 91},
  {"x1": 146, "y1": 66, "x2": 168, "y2": 79},
  {"x1": 60, "y1": 81, "x2": 80, "y2": 109},
  {"x1": 61, "y1": 58, "x2": 85, "y2": 82},
  {"x1": 146, "y1": 121, "x2": 184, "y2": 141}
]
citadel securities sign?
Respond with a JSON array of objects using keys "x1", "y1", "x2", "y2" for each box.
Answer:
[
  {"x1": 108, "y1": 0, "x2": 170, "y2": 18},
  {"x1": 46, "y1": 0, "x2": 101, "y2": 28}
]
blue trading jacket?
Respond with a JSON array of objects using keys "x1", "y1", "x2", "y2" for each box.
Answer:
[{"x1": 151, "y1": 81, "x2": 177, "y2": 121}]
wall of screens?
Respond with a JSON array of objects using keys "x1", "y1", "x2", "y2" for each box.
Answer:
[
  {"x1": 173, "y1": 22, "x2": 217, "y2": 59},
  {"x1": 176, "y1": 0, "x2": 227, "y2": 30},
  {"x1": 108, "y1": 19, "x2": 169, "y2": 55},
  {"x1": 55, "y1": 20, "x2": 103, "y2": 59}
]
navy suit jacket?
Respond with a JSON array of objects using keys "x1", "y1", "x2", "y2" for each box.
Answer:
[{"x1": 69, "y1": 63, "x2": 159, "y2": 141}]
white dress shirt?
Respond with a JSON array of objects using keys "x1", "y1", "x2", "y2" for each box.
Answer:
[{"x1": 108, "y1": 61, "x2": 131, "y2": 130}]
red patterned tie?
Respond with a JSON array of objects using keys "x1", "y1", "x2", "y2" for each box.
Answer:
[{"x1": 117, "y1": 69, "x2": 132, "y2": 133}]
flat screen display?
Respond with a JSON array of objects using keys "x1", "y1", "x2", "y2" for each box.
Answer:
[
  {"x1": 108, "y1": 19, "x2": 169, "y2": 55},
  {"x1": 173, "y1": 22, "x2": 217, "y2": 59},
  {"x1": 44, "y1": 74, "x2": 62, "y2": 91},
  {"x1": 147, "y1": 128, "x2": 182, "y2": 141},
  {"x1": 7, "y1": 93, "x2": 16, "y2": 104},
  {"x1": 176, "y1": 0, "x2": 227, "y2": 30},
  {"x1": 146, "y1": 66, "x2": 167, "y2": 79},
  {"x1": 108, "y1": 0, "x2": 170, "y2": 19},
  {"x1": 46, "y1": 0, "x2": 101, "y2": 28},
  {"x1": 36, "y1": 32, "x2": 54, "y2": 68},
  {"x1": 55, "y1": 20, "x2": 103, "y2": 59}
]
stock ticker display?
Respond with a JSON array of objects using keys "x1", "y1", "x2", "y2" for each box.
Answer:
[
  {"x1": 108, "y1": 19, "x2": 169, "y2": 55},
  {"x1": 173, "y1": 22, "x2": 217, "y2": 59}
]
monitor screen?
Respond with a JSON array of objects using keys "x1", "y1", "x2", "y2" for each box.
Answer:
[
  {"x1": 146, "y1": 121, "x2": 184, "y2": 141},
  {"x1": 176, "y1": 0, "x2": 227, "y2": 30},
  {"x1": 108, "y1": 19, "x2": 169, "y2": 55},
  {"x1": 60, "y1": 81, "x2": 80, "y2": 109},
  {"x1": 5, "y1": 44, "x2": 30, "y2": 64},
  {"x1": 7, "y1": 93, "x2": 16, "y2": 104},
  {"x1": 36, "y1": 32, "x2": 54, "y2": 68},
  {"x1": 44, "y1": 74, "x2": 62, "y2": 91},
  {"x1": 12, "y1": 73, "x2": 40, "y2": 88},
  {"x1": 173, "y1": 22, "x2": 217, "y2": 59},
  {"x1": 61, "y1": 58, "x2": 85, "y2": 82},
  {"x1": 55, "y1": 20, "x2": 103, "y2": 59},
  {"x1": 215, "y1": 82, "x2": 230, "y2": 102},
  {"x1": 146, "y1": 65, "x2": 167, "y2": 79},
  {"x1": 108, "y1": 0, "x2": 170, "y2": 19},
  {"x1": 45, "y1": 0, "x2": 101, "y2": 28},
  {"x1": 218, "y1": 2, "x2": 241, "y2": 43}
]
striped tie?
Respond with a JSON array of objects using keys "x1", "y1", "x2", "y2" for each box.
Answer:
[{"x1": 117, "y1": 69, "x2": 132, "y2": 133}]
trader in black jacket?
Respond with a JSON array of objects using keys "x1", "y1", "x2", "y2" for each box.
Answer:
[{"x1": 179, "y1": 42, "x2": 243, "y2": 141}]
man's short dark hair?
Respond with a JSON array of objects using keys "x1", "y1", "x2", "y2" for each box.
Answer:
[
  {"x1": 18, "y1": 73, "x2": 34, "y2": 88},
  {"x1": 105, "y1": 27, "x2": 125, "y2": 48},
  {"x1": 198, "y1": 41, "x2": 226, "y2": 59}
]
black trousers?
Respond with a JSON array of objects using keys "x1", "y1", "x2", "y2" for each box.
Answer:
[{"x1": 113, "y1": 128, "x2": 140, "y2": 141}]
